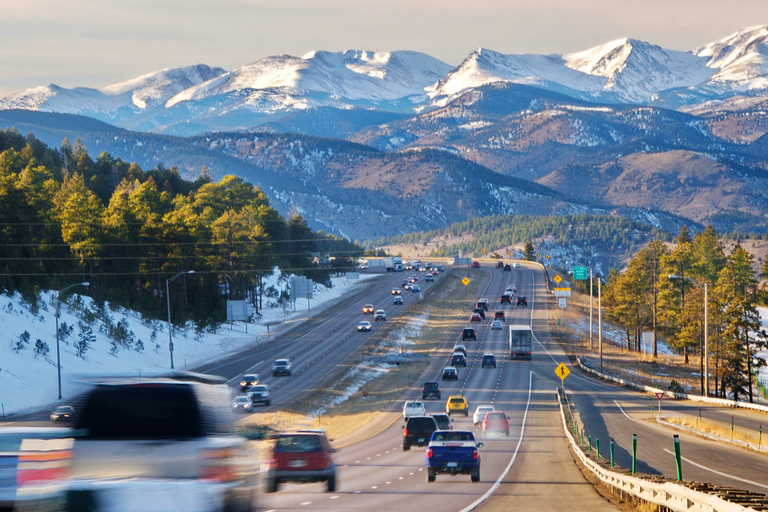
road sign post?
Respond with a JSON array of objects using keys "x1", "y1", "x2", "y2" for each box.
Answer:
[
  {"x1": 555, "y1": 363, "x2": 570, "y2": 393},
  {"x1": 655, "y1": 392, "x2": 664, "y2": 419}
]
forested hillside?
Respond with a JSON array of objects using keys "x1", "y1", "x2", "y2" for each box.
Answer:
[
  {"x1": 365, "y1": 214, "x2": 674, "y2": 258},
  {"x1": 0, "y1": 128, "x2": 361, "y2": 326}
]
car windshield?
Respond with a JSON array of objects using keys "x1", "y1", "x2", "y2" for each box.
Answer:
[
  {"x1": 486, "y1": 412, "x2": 505, "y2": 420},
  {"x1": 274, "y1": 435, "x2": 323, "y2": 453},
  {"x1": 234, "y1": 397, "x2": 249, "y2": 404},
  {"x1": 251, "y1": 385, "x2": 267, "y2": 392},
  {"x1": 432, "y1": 432, "x2": 473, "y2": 442},
  {"x1": 449, "y1": 398, "x2": 464, "y2": 404}
]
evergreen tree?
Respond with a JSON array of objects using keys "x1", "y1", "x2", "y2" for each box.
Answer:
[{"x1": 523, "y1": 242, "x2": 535, "y2": 261}]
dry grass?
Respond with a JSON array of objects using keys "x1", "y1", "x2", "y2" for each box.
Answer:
[
  {"x1": 662, "y1": 414, "x2": 765, "y2": 448},
  {"x1": 237, "y1": 269, "x2": 486, "y2": 446}
]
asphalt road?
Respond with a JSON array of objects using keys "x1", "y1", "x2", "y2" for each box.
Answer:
[{"x1": 256, "y1": 263, "x2": 622, "y2": 512}]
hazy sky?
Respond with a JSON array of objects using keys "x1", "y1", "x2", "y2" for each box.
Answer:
[{"x1": 1, "y1": 0, "x2": 767, "y2": 96}]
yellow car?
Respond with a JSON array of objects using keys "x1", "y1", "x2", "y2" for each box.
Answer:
[{"x1": 445, "y1": 395, "x2": 469, "y2": 416}]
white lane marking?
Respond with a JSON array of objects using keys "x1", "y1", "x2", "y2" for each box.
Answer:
[
  {"x1": 371, "y1": 485, "x2": 378, "y2": 489},
  {"x1": 300, "y1": 502, "x2": 312, "y2": 506},
  {"x1": 662, "y1": 449, "x2": 768, "y2": 490},
  {"x1": 330, "y1": 496, "x2": 339, "y2": 499},
  {"x1": 615, "y1": 400, "x2": 642, "y2": 423},
  {"x1": 459, "y1": 370, "x2": 535, "y2": 512}
]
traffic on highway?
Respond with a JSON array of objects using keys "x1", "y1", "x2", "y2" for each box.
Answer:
[{"x1": 2, "y1": 260, "x2": 767, "y2": 512}]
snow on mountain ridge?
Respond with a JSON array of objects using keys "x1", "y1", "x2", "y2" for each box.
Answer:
[{"x1": 694, "y1": 25, "x2": 768, "y2": 90}]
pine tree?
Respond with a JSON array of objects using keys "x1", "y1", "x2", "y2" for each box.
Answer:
[{"x1": 75, "y1": 322, "x2": 95, "y2": 359}]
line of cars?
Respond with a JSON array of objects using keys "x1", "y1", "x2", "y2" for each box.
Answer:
[{"x1": 233, "y1": 358, "x2": 293, "y2": 412}]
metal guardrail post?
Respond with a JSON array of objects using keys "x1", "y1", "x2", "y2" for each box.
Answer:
[
  {"x1": 610, "y1": 439, "x2": 614, "y2": 468},
  {"x1": 632, "y1": 434, "x2": 637, "y2": 475}
]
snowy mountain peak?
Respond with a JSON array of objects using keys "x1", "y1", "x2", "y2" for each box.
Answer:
[{"x1": 693, "y1": 26, "x2": 768, "y2": 90}]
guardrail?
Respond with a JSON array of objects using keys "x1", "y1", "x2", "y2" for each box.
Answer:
[
  {"x1": 578, "y1": 357, "x2": 768, "y2": 414},
  {"x1": 557, "y1": 388, "x2": 767, "y2": 512}
]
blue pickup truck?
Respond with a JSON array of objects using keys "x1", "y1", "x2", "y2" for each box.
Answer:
[{"x1": 425, "y1": 430, "x2": 483, "y2": 482}]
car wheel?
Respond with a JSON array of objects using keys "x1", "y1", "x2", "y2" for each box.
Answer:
[
  {"x1": 426, "y1": 468, "x2": 436, "y2": 483},
  {"x1": 326, "y1": 474, "x2": 337, "y2": 492},
  {"x1": 266, "y1": 477, "x2": 279, "y2": 493},
  {"x1": 471, "y1": 468, "x2": 480, "y2": 482},
  {"x1": 403, "y1": 443, "x2": 410, "y2": 451},
  {"x1": 464, "y1": 410, "x2": 468, "y2": 417}
]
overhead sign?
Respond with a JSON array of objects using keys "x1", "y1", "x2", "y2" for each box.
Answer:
[
  {"x1": 553, "y1": 275, "x2": 562, "y2": 284},
  {"x1": 573, "y1": 266, "x2": 588, "y2": 280},
  {"x1": 554, "y1": 288, "x2": 571, "y2": 297},
  {"x1": 558, "y1": 298, "x2": 566, "y2": 308},
  {"x1": 555, "y1": 363, "x2": 570, "y2": 380},
  {"x1": 462, "y1": 277, "x2": 470, "y2": 286}
]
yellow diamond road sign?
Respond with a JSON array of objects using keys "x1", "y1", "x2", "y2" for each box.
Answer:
[
  {"x1": 555, "y1": 363, "x2": 570, "y2": 380},
  {"x1": 462, "y1": 277, "x2": 470, "y2": 286},
  {"x1": 553, "y1": 275, "x2": 562, "y2": 284}
]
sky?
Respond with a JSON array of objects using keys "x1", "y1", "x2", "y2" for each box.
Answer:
[{"x1": 0, "y1": 0, "x2": 767, "y2": 96}]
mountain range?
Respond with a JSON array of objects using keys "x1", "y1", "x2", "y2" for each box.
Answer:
[
  {"x1": 2, "y1": 26, "x2": 768, "y2": 241},
  {"x1": 3, "y1": 26, "x2": 768, "y2": 137}
]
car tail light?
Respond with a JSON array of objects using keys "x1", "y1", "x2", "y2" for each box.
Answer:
[
  {"x1": 426, "y1": 448, "x2": 433, "y2": 458},
  {"x1": 202, "y1": 447, "x2": 237, "y2": 482},
  {"x1": 473, "y1": 449, "x2": 478, "y2": 459},
  {"x1": 403, "y1": 428, "x2": 408, "y2": 437},
  {"x1": 16, "y1": 437, "x2": 73, "y2": 486}
]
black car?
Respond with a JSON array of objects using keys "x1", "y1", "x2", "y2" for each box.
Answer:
[
  {"x1": 403, "y1": 416, "x2": 439, "y2": 451},
  {"x1": 517, "y1": 296, "x2": 528, "y2": 307},
  {"x1": 503, "y1": 264, "x2": 511, "y2": 271},
  {"x1": 472, "y1": 307, "x2": 486, "y2": 319},
  {"x1": 422, "y1": 381, "x2": 441, "y2": 399},
  {"x1": 500, "y1": 294, "x2": 512, "y2": 304},
  {"x1": 476, "y1": 301, "x2": 489, "y2": 311},
  {"x1": 450, "y1": 353, "x2": 467, "y2": 367},
  {"x1": 481, "y1": 354, "x2": 497, "y2": 368},
  {"x1": 462, "y1": 328, "x2": 476, "y2": 341},
  {"x1": 430, "y1": 413, "x2": 452, "y2": 430},
  {"x1": 442, "y1": 367, "x2": 458, "y2": 380}
]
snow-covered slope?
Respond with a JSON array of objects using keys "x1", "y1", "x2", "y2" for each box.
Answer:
[
  {"x1": 167, "y1": 50, "x2": 452, "y2": 107},
  {"x1": 693, "y1": 25, "x2": 768, "y2": 93},
  {"x1": 0, "y1": 64, "x2": 225, "y2": 117}
]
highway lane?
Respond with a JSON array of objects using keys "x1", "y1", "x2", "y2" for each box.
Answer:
[
  {"x1": 534, "y1": 290, "x2": 768, "y2": 494},
  {"x1": 195, "y1": 268, "x2": 449, "y2": 405},
  {"x1": 258, "y1": 263, "x2": 621, "y2": 512}
]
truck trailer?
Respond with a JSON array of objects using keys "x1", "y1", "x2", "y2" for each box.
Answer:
[{"x1": 508, "y1": 324, "x2": 532, "y2": 360}]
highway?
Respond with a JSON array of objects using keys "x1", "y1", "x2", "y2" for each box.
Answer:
[{"x1": 252, "y1": 264, "x2": 622, "y2": 512}]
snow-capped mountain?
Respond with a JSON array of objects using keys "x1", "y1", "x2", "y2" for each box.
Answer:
[
  {"x1": 0, "y1": 64, "x2": 225, "y2": 119},
  {"x1": 168, "y1": 50, "x2": 452, "y2": 107},
  {"x1": 693, "y1": 25, "x2": 768, "y2": 93},
  {"x1": 4, "y1": 26, "x2": 768, "y2": 135}
]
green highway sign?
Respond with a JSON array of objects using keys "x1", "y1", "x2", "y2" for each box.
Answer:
[{"x1": 573, "y1": 266, "x2": 588, "y2": 280}]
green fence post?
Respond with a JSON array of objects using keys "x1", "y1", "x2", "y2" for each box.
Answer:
[
  {"x1": 581, "y1": 429, "x2": 584, "y2": 445},
  {"x1": 588, "y1": 435, "x2": 592, "y2": 452},
  {"x1": 596, "y1": 438, "x2": 600, "y2": 460},
  {"x1": 632, "y1": 434, "x2": 637, "y2": 475},
  {"x1": 673, "y1": 435, "x2": 682, "y2": 481},
  {"x1": 610, "y1": 439, "x2": 614, "y2": 468},
  {"x1": 759, "y1": 425, "x2": 762, "y2": 453},
  {"x1": 651, "y1": 404, "x2": 654, "y2": 419}
]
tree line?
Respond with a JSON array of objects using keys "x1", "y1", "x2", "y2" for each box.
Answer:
[
  {"x1": 602, "y1": 226, "x2": 768, "y2": 403},
  {"x1": 365, "y1": 214, "x2": 671, "y2": 258},
  {"x1": 0, "y1": 128, "x2": 362, "y2": 326}
]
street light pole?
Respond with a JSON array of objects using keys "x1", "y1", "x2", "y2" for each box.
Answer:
[
  {"x1": 55, "y1": 282, "x2": 89, "y2": 400},
  {"x1": 669, "y1": 274, "x2": 709, "y2": 396},
  {"x1": 167, "y1": 271, "x2": 195, "y2": 370}
]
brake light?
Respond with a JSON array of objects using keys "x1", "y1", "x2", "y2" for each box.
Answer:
[
  {"x1": 473, "y1": 449, "x2": 478, "y2": 459},
  {"x1": 403, "y1": 428, "x2": 408, "y2": 437},
  {"x1": 16, "y1": 437, "x2": 73, "y2": 486},
  {"x1": 427, "y1": 448, "x2": 433, "y2": 458},
  {"x1": 202, "y1": 447, "x2": 237, "y2": 482}
]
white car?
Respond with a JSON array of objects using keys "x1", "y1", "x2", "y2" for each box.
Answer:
[
  {"x1": 473, "y1": 404, "x2": 496, "y2": 424},
  {"x1": 491, "y1": 320, "x2": 503, "y2": 330},
  {"x1": 374, "y1": 309, "x2": 387, "y2": 321},
  {"x1": 403, "y1": 401, "x2": 426, "y2": 420},
  {"x1": 514, "y1": 263, "x2": 520, "y2": 268},
  {"x1": 232, "y1": 396, "x2": 252, "y2": 412}
]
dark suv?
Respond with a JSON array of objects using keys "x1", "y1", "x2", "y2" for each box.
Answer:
[
  {"x1": 422, "y1": 381, "x2": 441, "y2": 400},
  {"x1": 462, "y1": 328, "x2": 477, "y2": 341},
  {"x1": 517, "y1": 296, "x2": 528, "y2": 307},
  {"x1": 500, "y1": 294, "x2": 512, "y2": 304},
  {"x1": 402, "y1": 416, "x2": 438, "y2": 451},
  {"x1": 450, "y1": 353, "x2": 467, "y2": 367},
  {"x1": 472, "y1": 307, "x2": 486, "y2": 319},
  {"x1": 266, "y1": 430, "x2": 337, "y2": 492}
]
